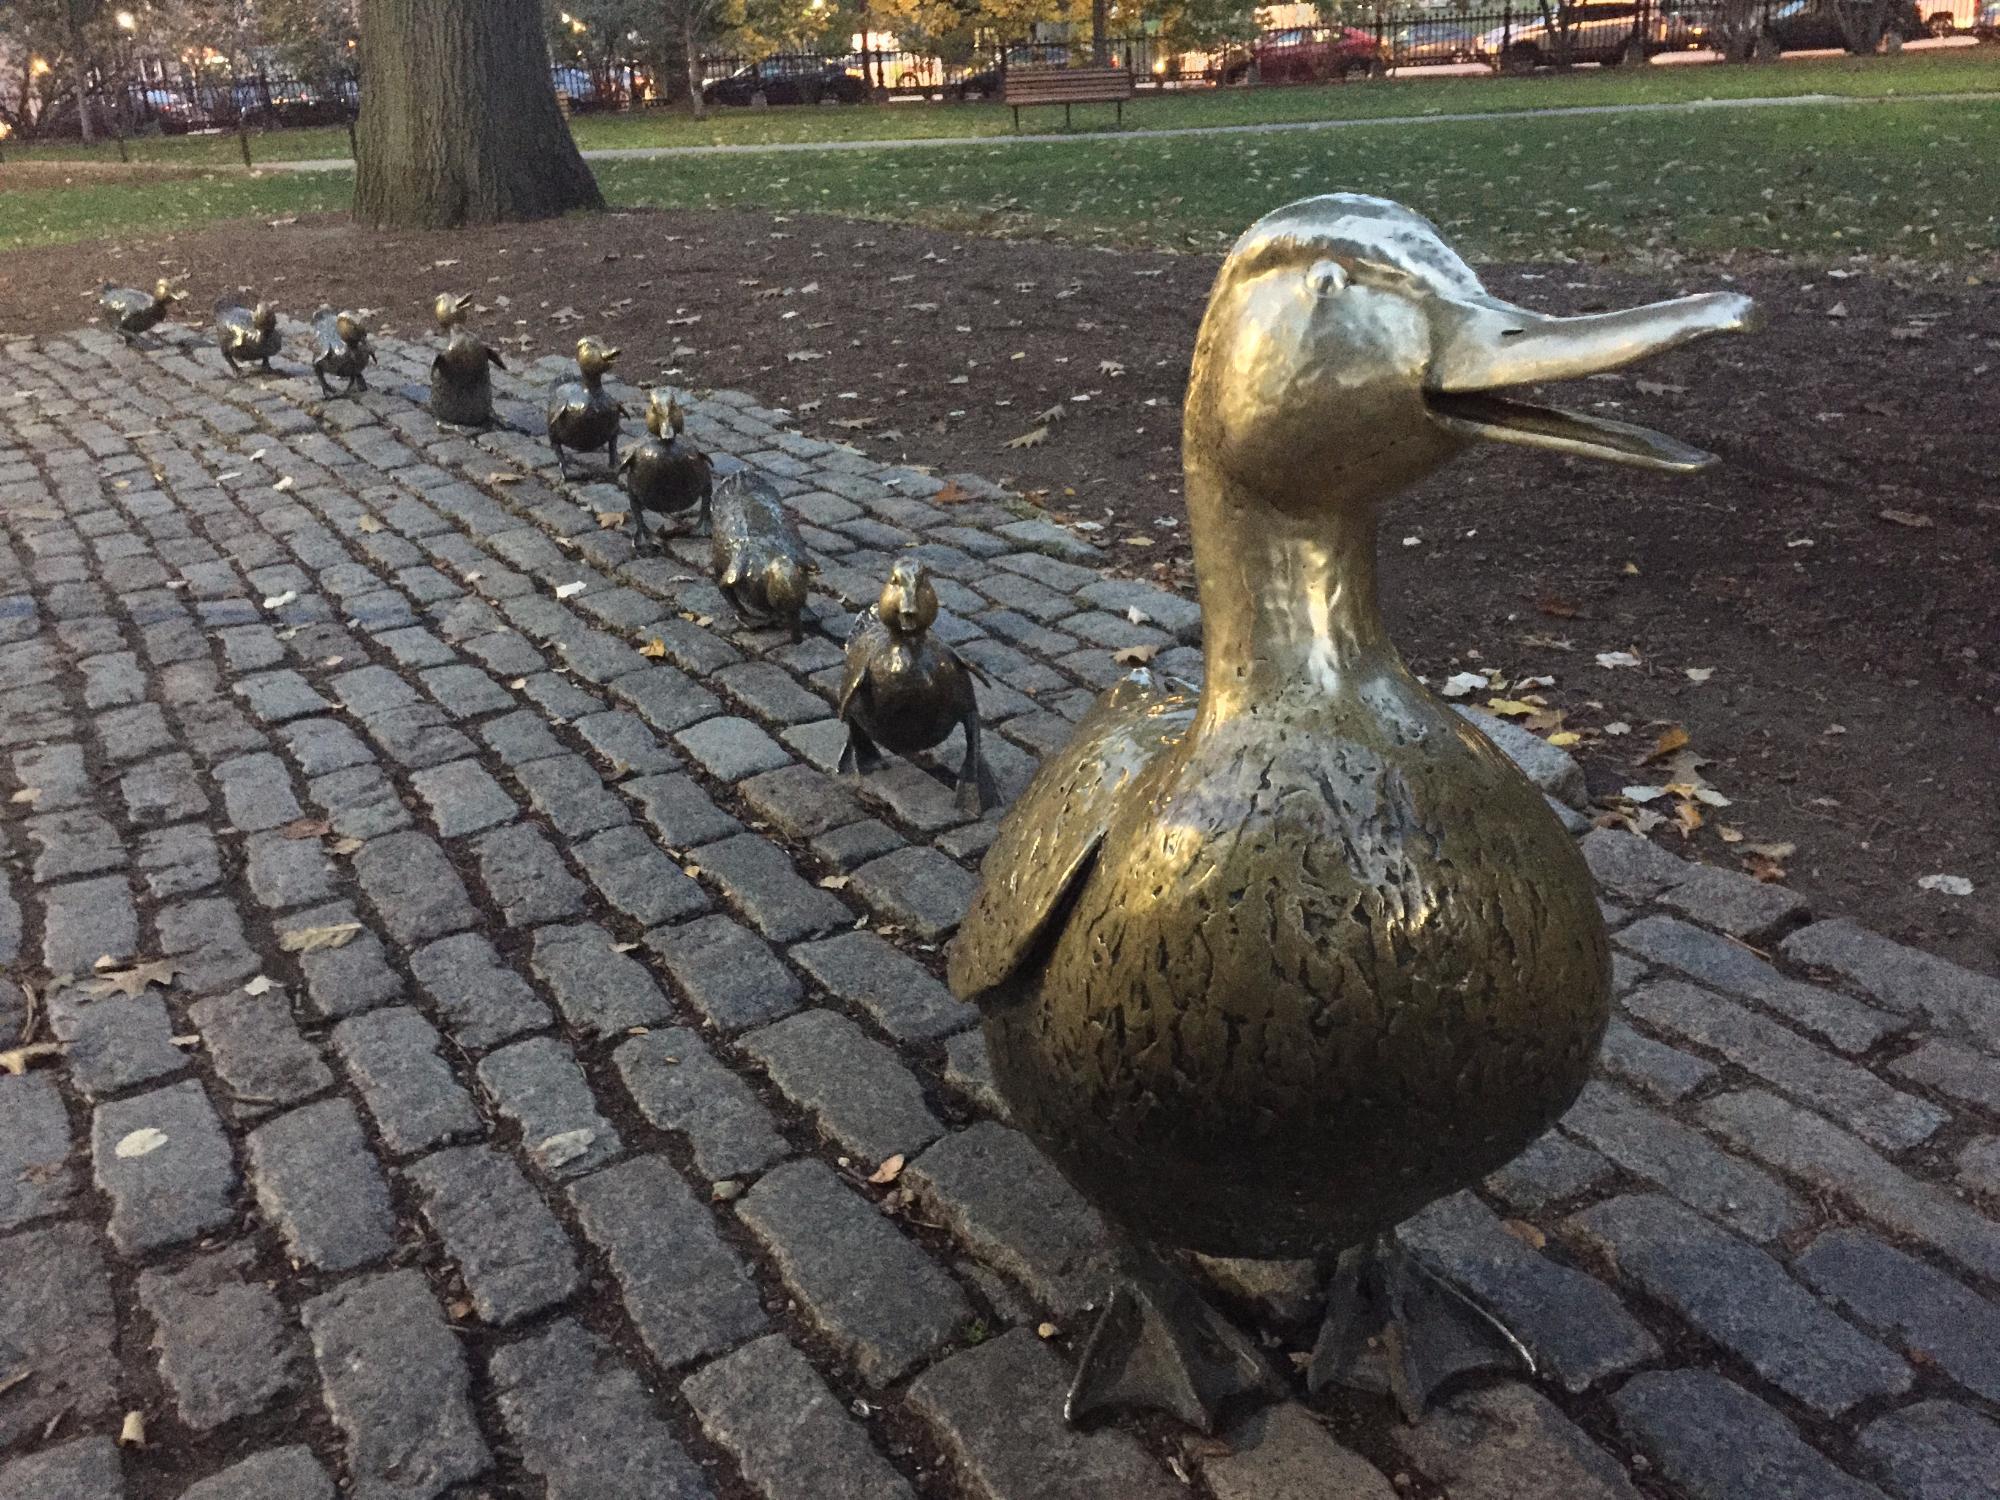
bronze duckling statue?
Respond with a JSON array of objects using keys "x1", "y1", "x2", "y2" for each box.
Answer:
[
  {"x1": 710, "y1": 470, "x2": 813, "y2": 643},
  {"x1": 214, "y1": 296, "x2": 281, "y2": 376},
  {"x1": 620, "y1": 389, "x2": 713, "y2": 549},
  {"x1": 310, "y1": 306, "x2": 373, "y2": 399},
  {"x1": 839, "y1": 559, "x2": 997, "y2": 816},
  {"x1": 429, "y1": 293, "x2": 505, "y2": 429},
  {"x1": 948, "y1": 194, "x2": 1756, "y2": 1431},
  {"x1": 547, "y1": 337, "x2": 623, "y2": 481},
  {"x1": 101, "y1": 278, "x2": 183, "y2": 344}
]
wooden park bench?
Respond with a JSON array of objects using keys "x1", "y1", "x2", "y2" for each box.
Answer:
[{"x1": 1003, "y1": 65, "x2": 1135, "y2": 132}]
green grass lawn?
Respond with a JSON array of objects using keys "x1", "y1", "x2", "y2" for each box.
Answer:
[
  {"x1": 4, "y1": 87, "x2": 1994, "y2": 261},
  {"x1": 599, "y1": 95, "x2": 2000, "y2": 261},
  {"x1": 3, "y1": 47, "x2": 1995, "y2": 166}
]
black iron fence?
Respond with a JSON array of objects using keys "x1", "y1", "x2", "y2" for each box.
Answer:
[{"x1": 5, "y1": 1, "x2": 1966, "y2": 141}]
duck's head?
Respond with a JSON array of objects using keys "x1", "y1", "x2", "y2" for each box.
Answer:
[
  {"x1": 761, "y1": 554, "x2": 809, "y2": 621},
  {"x1": 1185, "y1": 194, "x2": 1757, "y2": 517},
  {"x1": 434, "y1": 292, "x2": 473, "y2": 329},
  {"x1": 878, "y1": 558, "x2": 938, "y2": 637},
  {"x1": 251, "y1": 302, "x2": 277, "y2": 333},
  {"x1": 645, "y1": 388, "x2": 686, "y2": 438},
  {"x1": 335, "y1": 311, "x2": 368, "y2": 346},
  {"x1": 577, "y1": 337, "x2": 620, "y2": 380},
  {"x1": 154, "y1": 279, "x2": 185, "y2": 305}
]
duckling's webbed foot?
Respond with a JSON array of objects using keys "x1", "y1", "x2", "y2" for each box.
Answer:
[
  {"x1": 1065, "y1": 1241, "x2": 1273, "y2": 1434},
  {"x1": 955, "y1": 717, "x2": 1000, "y2": 816},
  {"x1": 1307, "y1": 1235, "x2": 1533, "y2": 1423}
]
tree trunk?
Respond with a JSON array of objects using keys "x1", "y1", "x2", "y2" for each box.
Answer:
[
  {"x1": 354, "y1": 0, "x2": 603, "y2": 230},
  {"x1": 683, "y1": 15, "x2": 707, "y2": 120},
  {"x1": 1092, "y1": 0, "x2": 1110, "y2": 62},
  {"x1": 65, "y1": 6, "x2": 97, "y2": 145}
]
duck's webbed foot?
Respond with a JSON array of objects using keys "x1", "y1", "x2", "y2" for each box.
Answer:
[
  {"x1": 1065, "y1": 1241, "x2": 1273, "y2": 1434},
  {"x1": 955, "y1": 717, "x2": 1000, "y2": 816},
  {"x1": 1307, "y1": 1235, "x2": 1533, "y2": 1423}
]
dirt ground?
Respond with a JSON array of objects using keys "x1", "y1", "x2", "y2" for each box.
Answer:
[{"x1": 3, "y1": 205, "x2": 1994, "y2": 970}]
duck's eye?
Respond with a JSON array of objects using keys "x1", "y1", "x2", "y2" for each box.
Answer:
[{"x1": 1307, "y1": 260, "x2": 1349, "y2": 298}]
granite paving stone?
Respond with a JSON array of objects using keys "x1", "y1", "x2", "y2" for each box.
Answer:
[
  {"x1": 1483, "y1": 1130, "x2": 1614, "y2": 1212},
  {"x1": 408, "y1": 758, "x2": 517, "y2": 837},
  {"x1": 1796, "y1": 1228, "x2": 2000, "y2": 1401},
  {"x1": 1399, "y1": 1192, "x2": 1658, "y2": 1391},
  {"x1": 571, "y1": 824, "x2": 711, "y2": 925},
  {"x1": 243, "y1": 829, "x2": 339, "y2": 909},
  {"x1": 92, "y1": 1079, "x2": 239, "y2": 1255},
  {"x1": 0, "y1": 1224, "x2": 120, "y2": 1449},
  {"x1": 615, "y1": 1028, "x2": 790, "y2": 1182},
  {"x1": 214, "y1": 751, "x2": 304, "y2": 831},
  {"x1": 647, "y1": 915, "x2": 803, "y2": 1032},
  {"x1": 289, "y1": 905, "x2": 404, "y2": 1018},
  {"x1": 1783, "y1": 918, "x2": 2000, "y2": 1042},
  {"x1": 477, "y1": 1035, "x2": 622, "y2": 1176},
  {"x1": 407, "y1": 931, "x2": 552, "y2": 1048},
  {"x1": 683, "y1": 1333, "x2": 917, "y2": 1500},
  {"x1": 189, "y1": 991, "x2": 333, "y2": 1108},
  {"x1": 1567, "y1": 1192, "x2": 1912, "y2": 1415},
  {"x1": 1395, "y1": 1383, "x2": 1640, "y2": 1500},
  {"x1": 567, "y1": 1155, "x2": 768, "y2": 1370},
  {"x1": 332, "y1": 1007, "x2": 483, "y2": 1158},
  {"x1": 675, "y1": 715, "x2": 793, "y2": 780},
  {"x1": 246, "y1": 1097, "x2": 397, "y2": 1272},
  {"x1": 1613, "y1": 1369, "x2": 1886, "y2": 1500},
  {"x1": 177, "y1": 1448, "x2": 336, "y2": 1500},
  {"x1": 908, "y1": 1122, "x2": 1110, "y2": 1314},
  {"x1": 0, "y1": 1439, "x2": 123, "y2": 1500},
  {"x1": 406, "y1": 1145, "x2": 580, "y2": 1326},
  {"x1": 625, "y1": 770, "x2": 745, "y2": 847},
  {"x1": 514, "y1": 752, "x2": 632, "y2": 836},
  {"x1": 1202, "y1": 1403, "x2": 1398, "y2": 1500},
  {"x1": 848, "y1": 845, "x2": 977, "y2": 941},
  {"x1": 1889, "y1": 1039, "x2": 2000, "y2": 1114},
  {"x1": 1860, "y1": 1402, "x2": 2000, "y2": 1500},
  {"x1": 791, "y1": 930, "x2": 971, "y2": 1041},
  {"x1": 739, "y1": 1158, "x2": 972, "y2": 1384},
  {"x1": 351, "y1": 830, "x2": 479, "y2": 945},
  {"x1": 473, "y1": 822, "x2": 588, "y2": 926},
  {"x1": 528, "y1": 922, "x2": 674, "y2": 1035},
  {"x1": 0, "y1": 1077, "x2": 74, "y2": 1230},
  {"x1": 136, "y1": 1244, "x2": 299, "y2": 1431},
  {"x1": 41, "y1": 873, "x2": 138, "y2": 971},
  {"x1": 490, "y1": 1320, "x2": 712, "y2": 1500},
  {"x1": 907, "y1": 1330, "x2": 1181, "y2": 1500},
  {"x1": 302, "y1": 1269, "x2": 491, "y2": 1500},
  {"x1": 744, "y1": 1010, "x2": 944, "y2": 1167},
  {"x1": 692, "y1": 831, "x2": 851, "y2": 941},
  {"x1": 46, "y1": 989, "x2": 187, "y2": 1098},
  {"x1": 1597, "y1": 1016, "x2": 1719, "y2": 1102}
]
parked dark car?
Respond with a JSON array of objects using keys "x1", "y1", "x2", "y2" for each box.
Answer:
[
  {"x1": 702, "y1": 57, "x2": 868, "y2": 107},
  {"x1": 1393, "y1": 19, "x2": 1485, "y2": 64},
  {"x1": 1217, "y1": 27, "x2": 1389, "y2": 84},
  {"x1": 1477, "y1": 0, "x2": 1707, "y2": 71},
  {"x1": 1760, "y1": 0, "x2": 1927, "y2": 50},
  {"x1": 950, "y1": 45, "x2": 1071, "y2": 101}
]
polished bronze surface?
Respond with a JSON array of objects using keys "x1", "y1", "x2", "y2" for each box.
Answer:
[
  {"x1": 711, "y1": 469, "x2": 812, "y2": 643},
  {"x1": 546, "y1": 336, "x2": 623, "y2": 481},
  {"x1": 839, "y1": 559, "x2": 997, "y2": 815},
  {"x1": 100, "y1": 279, "x2": 182, "y2": 344},
  {"x1": 213, "y1": 297, "x2": 280, "y2": 376},
  {"x1": 310, "y1": 307, "x2": 373, "y2": 400},
  {"x1": 429, "y1": 293, "x2": 505, "y2": 429},
  {"x1": 620, "y1": 389, "x2": 713, "y2": 550},
  {"x1": 949, "y1": 194, "x2": 1754, "y2": 1424}
]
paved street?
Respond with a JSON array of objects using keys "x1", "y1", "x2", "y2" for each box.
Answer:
[{"x1": 2, "y1": 320, "x2": 1998, "y2": 1500}]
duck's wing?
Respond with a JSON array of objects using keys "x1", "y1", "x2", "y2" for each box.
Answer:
[
  {"x1": 948, "y1": 670, "x2": 1194, "y2": 1009},
  {"x1": 835, "y1": 609, "x2": 887, "y2": 721}
]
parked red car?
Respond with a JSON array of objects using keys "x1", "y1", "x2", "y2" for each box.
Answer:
[{"x1": 1218, "y1": 27, "x2": 1389, "y2": 85}]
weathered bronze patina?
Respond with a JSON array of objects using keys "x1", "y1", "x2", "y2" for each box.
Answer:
[
  {"x1": 429, "y1": 293, "x2": 505, "y2": 429},
  {"x1": 546, "y1": 336, "x2": 623, "y2": 480},
  {"x1": 710, "y1": 469, "x2": 812, "y2": 642},
  {"x1": 213, "y1": 297, "x2": 281, "y2": 376},
  {"x1": 839, "y1": 559, "x2": 997, "y2": 815},
  {"x1": 101, "y1": 279, "x2": 182, "y2": 344},
  {"x1": 621, "y1": 389, "x2": 713, "y2": 549},
  {"x1": 949, "y1": 194, "x2": 1756, "y2": 1430},
  {"x1": 310, "y1": 307, "x2": 373, "y2": 399}
]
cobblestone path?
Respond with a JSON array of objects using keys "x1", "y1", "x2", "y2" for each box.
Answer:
[{"x1": 3, "y1": 321, "x2": 1999, "y2": 1500}]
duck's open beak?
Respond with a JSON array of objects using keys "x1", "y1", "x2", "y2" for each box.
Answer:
[{"x1": 1423, "y1": 290, "x2": 1757, "y2": 471}]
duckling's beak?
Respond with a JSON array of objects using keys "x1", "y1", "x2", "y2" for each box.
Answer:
[{"x1": 1424, "y1": 290, "x2": 1757, "y2": 471}]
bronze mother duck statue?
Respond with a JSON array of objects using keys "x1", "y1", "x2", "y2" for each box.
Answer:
[{"x1": 948, "y1": 195, "x2": 1755, "y2": 1431}]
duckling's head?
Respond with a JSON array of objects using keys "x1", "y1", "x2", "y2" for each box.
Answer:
[
  {"x1": 434, "y1": 293, "x2": 473, "y2": 330},
  {"x1": 1185, "y1": 194, "x2": 1757, "y2": 518},
  {"x1": 335, "y1": 311, "x2": 368, "y2": 346},
  {"x1": 577, "y1": 338, "x2": 619, "y2": 381},
  {"x1": 154, "y1": 279, "x2": 185, "y2": 305},
  {"x1": 762, "y1": 554, "x2": 809, "y2": 621},
  {"x1": 251, "y1": 302, "x2": 277, "y2": 333},
  {"x1": 878, "y1": 559, "x2": 937, "y2": 637},
  {"x1": 645, "y1": 388, "x2": 685, "y2": 438}
]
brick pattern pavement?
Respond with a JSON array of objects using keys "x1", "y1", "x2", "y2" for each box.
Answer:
[{"x1": 2, "y1": 322, "x2": 1998, "y2": 1500}]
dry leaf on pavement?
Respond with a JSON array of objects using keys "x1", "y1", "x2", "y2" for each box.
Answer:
[
  {"x1": 867, "y1": 1154, "x2": 906, "y2": 1185},
  {"x1": 0, "y1": 1043, "x2": 64, "y2": 1076},
  {"x1": 278, "y1": 921, "x2": 363, "y2": 954},
  {"x1": 85, "y1": 960, "x2": 183, "y2": 999}
]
